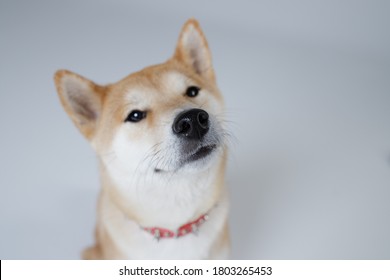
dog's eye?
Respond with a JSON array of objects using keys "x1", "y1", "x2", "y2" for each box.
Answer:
[
  {"x1": 185, "y1": 86, "x2": 200, "y2": 97},
  {"x1": 125, "y1": 110, "x2": 146, "y2": 122}
]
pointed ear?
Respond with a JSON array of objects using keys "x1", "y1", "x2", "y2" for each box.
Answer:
[
  {"x1": 54, "y1": 70, "x2": 105, "y2": 139},
  {"x1": 173, "y1": 19, "x2": 215, "y2": 82}
]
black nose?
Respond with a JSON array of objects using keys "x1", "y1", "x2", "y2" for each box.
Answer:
[{"x1": 172, "y1": 109, "x2": 209, "y2": 140}]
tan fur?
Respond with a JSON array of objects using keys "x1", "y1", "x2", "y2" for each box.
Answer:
[{"x1": 54, "y1": 19, "x2": 229, "y2": 259}]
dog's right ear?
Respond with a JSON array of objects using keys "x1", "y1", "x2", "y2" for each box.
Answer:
[{"x1": 54, "y1": 70, "x2": 105, "y2": 139}]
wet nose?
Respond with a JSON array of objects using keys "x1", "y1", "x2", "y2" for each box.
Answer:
[{"x1": 172, "y1": 109, "x2": 209, "y2": 140}]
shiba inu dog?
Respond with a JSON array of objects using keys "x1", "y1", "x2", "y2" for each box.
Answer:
[{"x1": 54, "y1": 19, "x2": 229, "y2": 259}]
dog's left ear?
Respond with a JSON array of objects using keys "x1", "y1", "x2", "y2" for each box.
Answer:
[{"x1": 173, "y1": 19, "x2": 215, "y2": 82}]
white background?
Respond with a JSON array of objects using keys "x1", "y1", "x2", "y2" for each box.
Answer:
[{"x1": 1, "y1": 0, "x2": 389, "y2": 259}]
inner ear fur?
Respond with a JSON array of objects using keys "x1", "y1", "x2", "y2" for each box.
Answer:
[
  {"x1": 173, "y1": 19, "x2": 216, "y2": 83},
  {"x1": 54, "y1": 70, "x2": 106, "y2": 139}
]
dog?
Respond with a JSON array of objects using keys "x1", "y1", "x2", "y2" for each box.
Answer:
[{"x1": 54, "y1": 19, "x2": 229, "y2": 259}]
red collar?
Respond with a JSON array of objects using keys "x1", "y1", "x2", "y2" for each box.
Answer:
[{"x1": 142, "y1": 213, "x2": 210, "y2": 241}]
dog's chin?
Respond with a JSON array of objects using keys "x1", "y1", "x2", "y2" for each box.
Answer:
[{"x1": 154, "y1": 144, "x2": 219, "y2": 174}]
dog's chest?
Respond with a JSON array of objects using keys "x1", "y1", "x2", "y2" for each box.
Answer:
[{"x1": 100, "y1": 191, "x2": 228, "y2": 259}]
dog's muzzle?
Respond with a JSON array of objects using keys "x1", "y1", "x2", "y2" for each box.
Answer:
[{"x1": 172, "y1": 108, "x2": 218, "y2": 165}]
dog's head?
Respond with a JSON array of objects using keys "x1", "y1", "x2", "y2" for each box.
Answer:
[{"x1": 54, "y1": 19, "x2": 225, "y2": 179}]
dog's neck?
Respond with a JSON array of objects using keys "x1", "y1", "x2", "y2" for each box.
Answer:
[
  {"x1": 142, "y1": 210, "x2": 213, "y2": 240},
  {"x1": 98, "y1": 156, "x2": 226, "y2": 230}
]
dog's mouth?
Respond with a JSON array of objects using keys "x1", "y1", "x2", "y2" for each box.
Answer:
[
  {"x1": 153, "y1": 144, "x2": 217, "y2": 173},
  {"x1": 186, "y1": 144, "x2": 216, "y2": 163}
]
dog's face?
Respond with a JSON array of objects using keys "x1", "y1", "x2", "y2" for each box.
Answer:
[{"x1": 55, "y1": 20, "x2": 225, "y2": 179}]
